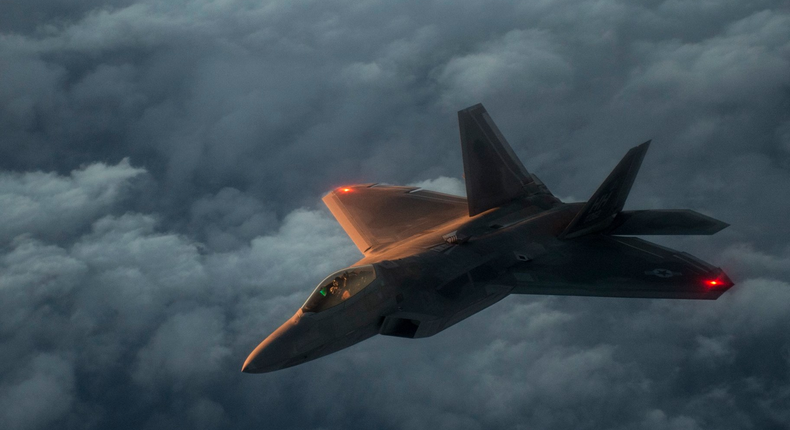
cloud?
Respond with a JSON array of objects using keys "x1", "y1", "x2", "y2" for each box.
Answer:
[
  {"x1": 408, "y1": 176, "x2": 466, "y2": 196},
  {"x1": 0, "y1": 158, "x2": 144, "y2": 244},
  {"x1": 0, "y1": 1, "x2": 789, "y2": 429},
  {"x1": 0, "y1": 354, "x2": 75, "y2": 430},
  {"x1": 188, "y1": 187, "x2": 276, "y2": 251},
  {"x1": 720, "y1": 243, "x2": 790, "y2": 279},
  {"x1": 1, "y1": 1, "x2": 787, "y2": 238},
  {"x1": 0, "y1": 166, "x2": 788, "y2": 428},
  {"x1": 133, "y1": 307, "x2": 231, "y2": 389},
  {"x1": 0, "y1": 160, "x2": 365, "y2": 429},
  {"x1": 438, "y1": 29, "x2": 572, "y2": 110}
]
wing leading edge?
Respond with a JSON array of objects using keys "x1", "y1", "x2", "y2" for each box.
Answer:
[{"x1": 323, "y1": 185, "x2": 468, "y2": 254}]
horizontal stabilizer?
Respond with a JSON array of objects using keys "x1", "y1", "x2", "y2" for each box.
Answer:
[
  {"x1": 459, "y1": 104, "x2": 548, "y2": 217},
  {"x1": 560, "y1": 141, "x2": 650, "y2": 239},
  {"x1": 608, "y1": 210, "x2": 729, "y2": 235},
  {"x1": 323, "y1": 185, "x2": 468, "y2": 254}
]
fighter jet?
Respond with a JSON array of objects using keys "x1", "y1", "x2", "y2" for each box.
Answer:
[{"x1": 242, "y1": 103, "x2": 733, "y2": 373}]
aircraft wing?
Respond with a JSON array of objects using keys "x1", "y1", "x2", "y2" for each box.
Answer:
[
  {"x1": 511, "y1": 235, "x2": 733, "y2": 299},
  {"x1": 323, "y1": 184, "x2": 468, "y2": 254}
]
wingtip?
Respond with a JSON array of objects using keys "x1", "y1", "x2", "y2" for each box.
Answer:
[{"x1": 322, "y1": 183, "x2": 378, "y2": 198}]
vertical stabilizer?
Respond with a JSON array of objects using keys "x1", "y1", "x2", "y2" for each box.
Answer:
[
  {"x1": 458, "y1": 104, "x2": 546, "y2": 216},
  {"x1": 560, "y1": 141, "x2": 651, "y2": 239}
]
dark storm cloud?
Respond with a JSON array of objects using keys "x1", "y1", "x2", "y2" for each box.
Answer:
[
  {"x1": 1, "y1": 1, "x2": 789, "y2": 429},
  {"x1": 0, "y1": 159, "x2": 144, "y2": 243},
  {"x1": 0, "y1": 0, "x2": 139, "y2": 34},
  {"x1": 187, "y1": 187, "x2": 276, "y2": 251},
  {"x1": 0, "y1": 162, "x2": 360, "y2": 429},
  {"x1": 2, "y1": 0, "x2": 788, "y2": 233}
]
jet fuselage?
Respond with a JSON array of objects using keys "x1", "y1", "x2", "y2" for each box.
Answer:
[
  {"x1": 242, "y1": 103, "x2": 733, "y2": 374},
  {"x1": 242, "y1": 195, "x2": 731, "y2": 373}
]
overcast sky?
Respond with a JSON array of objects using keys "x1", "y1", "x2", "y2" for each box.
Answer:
[{"x1": 1, "y1": 1, "x2": 789, "y2": 429}]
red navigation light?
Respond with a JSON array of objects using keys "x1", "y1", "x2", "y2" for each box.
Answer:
[
  {"x1": 706, "y1": 280, "x2": 719, "y2": 287},
  {"x1": 341, "y1": 187, "x2": 352, "y2": 193}
]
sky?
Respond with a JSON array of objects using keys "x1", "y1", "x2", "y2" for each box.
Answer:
[{"x1": 1, "y1": 0, "x2": 789, "y2": 429}]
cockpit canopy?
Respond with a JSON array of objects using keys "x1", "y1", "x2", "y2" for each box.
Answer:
[{"x1": 301, "y1": 265, "x2": 377, "y2": 313}]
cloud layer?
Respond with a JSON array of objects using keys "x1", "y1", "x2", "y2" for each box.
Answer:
[{"x1": 1, "y1": 1, "x2": 789, "y2": 429}]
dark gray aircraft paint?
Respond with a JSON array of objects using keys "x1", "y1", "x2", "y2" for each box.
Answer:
[{"x1": 242, "y1": 103, "x2": 733, "y2": 374}]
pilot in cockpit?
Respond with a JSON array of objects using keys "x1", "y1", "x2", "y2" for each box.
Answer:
[
  {"x1": 303, "y1": 266, "x2": 376, "y2": 314},
  {"x1": 331, "y1": 273, "x2": 354, "y2": 300}
]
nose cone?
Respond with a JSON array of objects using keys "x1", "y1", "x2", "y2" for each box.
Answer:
[{"x1": 242, "y1": 312, "x2": 304, "y2": 373}]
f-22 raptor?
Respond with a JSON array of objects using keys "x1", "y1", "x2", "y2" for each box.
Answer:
[{"x1": 242, "y1": 103, "x2": 733, "y2": 373}]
